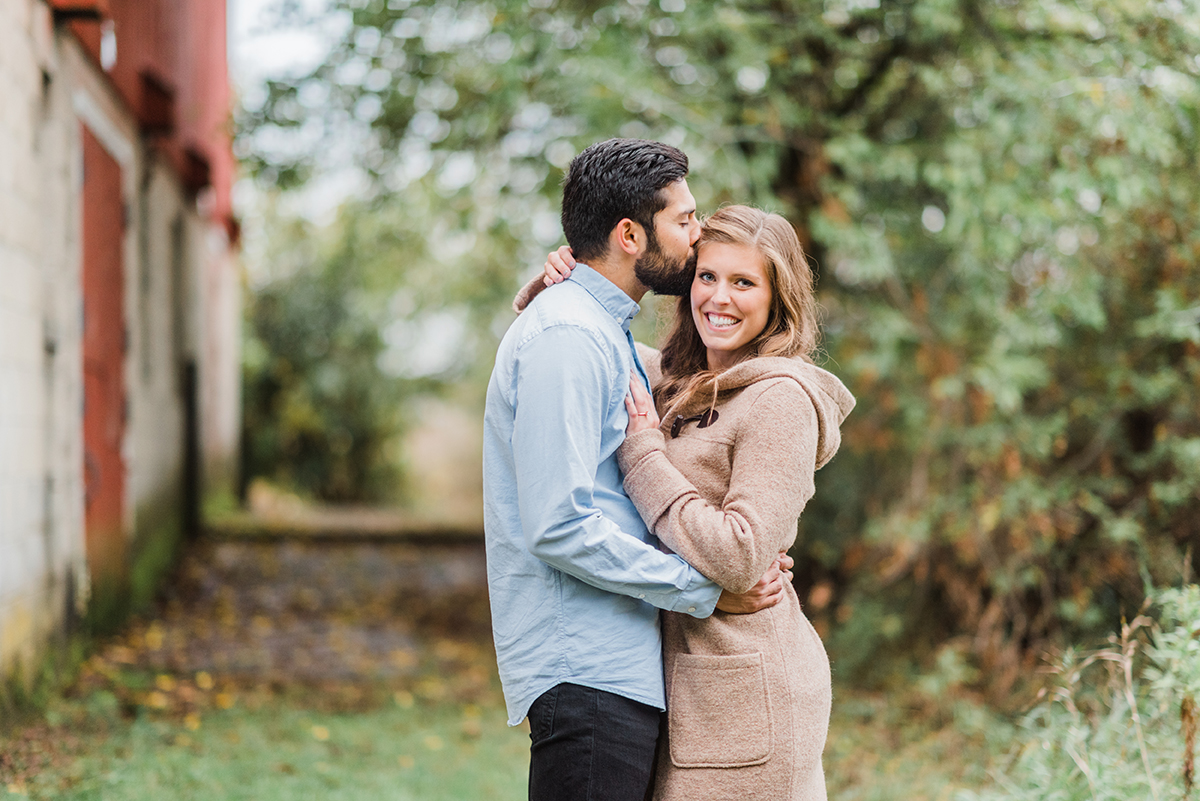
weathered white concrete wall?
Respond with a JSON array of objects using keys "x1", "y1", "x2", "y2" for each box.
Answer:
[
  {"x1": 0, "y1": 0, "x2": 241, "y2": 681},
  {"x1": 200, "y1": 222, "x2": 242, "y2": 496},
  {"x1": 128, "y1": 164, "x2": 191, "y2": 516},
  {"x1": 128, "y1": 161, "x2": 242, "y2": 514},
  {"x1": 0, "y1": 0, "x2": 89, "y2": 678}
]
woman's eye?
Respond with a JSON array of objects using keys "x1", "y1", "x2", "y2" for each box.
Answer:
[{"x1": 698, "y1": 272, "x2": 715, "y2": 282}]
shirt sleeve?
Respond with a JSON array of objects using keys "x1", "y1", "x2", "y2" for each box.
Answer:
[
  {"x1": 616, "y1": 380, "x2": 819, "y2": 595},
  {"x1": 511, "y1": 324, "x2": 720, "y2": 618}
]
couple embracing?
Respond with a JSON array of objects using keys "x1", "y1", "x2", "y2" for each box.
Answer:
[{"x1": 483, "y1": 138, "x2": 855, "y2": 801}]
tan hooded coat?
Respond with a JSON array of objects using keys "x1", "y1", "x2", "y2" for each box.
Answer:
[{"x1": 620, "y1": 346, "x2": 855, "y2": 801}]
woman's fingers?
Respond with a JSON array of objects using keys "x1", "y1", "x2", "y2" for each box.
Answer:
[
  {"x1": 628, "y1": 374, "x2": 653, "y2": 407},
  {"x1": 544, "y1": 246, "x2": 576, "y2": 285},
  {"x1": 626, "y1": 375, "x2": 660, "y2": 428},
  {"x1": 773, "y1": 553, "x2": 794, "y2": 584},
  {"x1": 624, "y1": 392, "x2": 653, "y2": 435}
]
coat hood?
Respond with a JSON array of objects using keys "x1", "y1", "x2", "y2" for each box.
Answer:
[{"x1": 667, "y1": 355, "x2": 856, "y2": 470}]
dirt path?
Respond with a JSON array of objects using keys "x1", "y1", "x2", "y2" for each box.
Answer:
[{"x1": 136, "y1": 538, "x2": 492, "y2": 686}]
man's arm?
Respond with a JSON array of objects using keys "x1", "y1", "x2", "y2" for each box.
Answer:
[
  {"x1": 511, "y1": 325, "x2": 726, "y2": 616},
  {"x1": 717, "y1": 554, "x2": 793, "y2": 614}
]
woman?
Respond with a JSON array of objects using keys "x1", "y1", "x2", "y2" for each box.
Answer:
[{"x1": 534, "y1": 205, "x2": 854, "y2": 800}]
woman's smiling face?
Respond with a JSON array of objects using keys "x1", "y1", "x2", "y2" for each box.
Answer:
[{"x1": 690, "y1": 241, "x2": 773, "y2": 372}]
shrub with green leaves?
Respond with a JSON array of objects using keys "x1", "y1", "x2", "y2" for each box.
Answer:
[
  {"x1": 242, "y1": 206, "x2": 409, "y2": 503},
  {"x1": 963, "y1": 584, "x2": 1200, "y2": 800}
]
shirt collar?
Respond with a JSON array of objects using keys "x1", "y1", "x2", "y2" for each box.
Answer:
[{"x1": 571, "y1": 263, "x2": 641, "y2": 331}]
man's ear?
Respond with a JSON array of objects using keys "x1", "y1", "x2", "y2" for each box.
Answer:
[{"x1": 611, "y1": 218, "x2": 647, "y2": 257}]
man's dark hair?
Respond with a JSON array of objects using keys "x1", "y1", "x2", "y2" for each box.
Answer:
[{"x1": 561, "y1": 138, "x2": 689, "y2": 263}]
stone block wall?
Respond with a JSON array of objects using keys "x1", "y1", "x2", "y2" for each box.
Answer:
[
  {"x1": 0, "y1": 0, "x2": 89, "y2": 680},
  {"x1": 0, "y1": 0, "x2": 241, "y2": 683}
]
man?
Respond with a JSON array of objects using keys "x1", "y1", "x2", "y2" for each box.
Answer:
[{"x1": 483, "y1": 138, "x2": 791, "y2": 801}]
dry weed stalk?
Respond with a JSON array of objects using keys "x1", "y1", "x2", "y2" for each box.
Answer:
[{"x1": 1184, "y1": 694, "x2": 1196, "y2": 795}]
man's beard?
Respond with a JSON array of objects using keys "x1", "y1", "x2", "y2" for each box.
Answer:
[{"x1": 634, "y1": 235, "x2": 695, "y2": 296}]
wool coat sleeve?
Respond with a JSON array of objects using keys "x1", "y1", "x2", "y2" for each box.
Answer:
[{"x1": 617, "y1": 380, "x2": 820, "y2": 595}]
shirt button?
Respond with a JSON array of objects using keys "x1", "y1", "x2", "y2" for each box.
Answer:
[
  {"x1": 638, "y1": 594, "x2": 645, "y2": 599},
  {"x1": 687, "y1": 607, "x2": 696, "y2": 613}
]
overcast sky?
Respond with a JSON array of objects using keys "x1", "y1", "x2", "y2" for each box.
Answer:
[
  {"x1": 229, "y1": 0, "x2": 370, "y2": 232},
  {"x1": 229, "y1": 0, "x2": 336, "y2": 106}
]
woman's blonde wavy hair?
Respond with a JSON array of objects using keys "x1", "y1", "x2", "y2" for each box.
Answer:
[{"x1": 657, "y1": 205, "x2": 819, "y2": 416}]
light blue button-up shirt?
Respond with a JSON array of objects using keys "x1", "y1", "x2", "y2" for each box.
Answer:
[{"x1": 483, "y1": 264, "x2": 722, "y2": 726}]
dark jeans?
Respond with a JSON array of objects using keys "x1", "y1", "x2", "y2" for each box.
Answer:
[{"x1": 527, "y1": 683, "x2": 662, "y2": 801}]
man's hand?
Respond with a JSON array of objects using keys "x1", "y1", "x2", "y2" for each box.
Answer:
[{"x1": 715, "y1": 553, "x2": 795, "y2": 614}]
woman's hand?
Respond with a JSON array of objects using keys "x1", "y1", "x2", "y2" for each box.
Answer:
[
  {"x1": 543, "y1": 246, "x2": 577, "y2": 287},
  {"x1": 624, "y1": 373, "x2": 660, "y2": 435}
]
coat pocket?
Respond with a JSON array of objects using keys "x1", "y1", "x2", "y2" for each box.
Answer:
[{"x1": 668, "y1": 651, "x2": 772, "y2": 768}]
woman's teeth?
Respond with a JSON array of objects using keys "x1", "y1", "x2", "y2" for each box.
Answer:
[{"x1": 707, "y1": 313, "x2": 739, "y2": 329}]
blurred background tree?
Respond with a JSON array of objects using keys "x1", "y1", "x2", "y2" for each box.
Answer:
[{"x1": 238, "y1": 0, "x2": 1200, "y2": 691}]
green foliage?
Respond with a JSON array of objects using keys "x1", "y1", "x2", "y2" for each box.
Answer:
[
  {"x1": 962, "y1": 584, "x2": 1200, "y2": 800},
  {"x1": 239, "y1": 0, "x2": 1200, "y2": 675},
  {"x1": 242, "y1": 202, "x2": 414, "y2": 503},
  {"x1": 4, "y1": 699, "x2": 528, "y2": 800}
]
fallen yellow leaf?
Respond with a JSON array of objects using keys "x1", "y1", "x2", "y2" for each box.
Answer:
[
  {"x1": 184, "y1": 713, "x2": 202, "y2": 731},
  {"x1": 312, "y1": 725, "x2": 331, "y2": 741},
  {"x1": 424, "y1": 735, "x2": 444, "y2": 751},
  {"x1": 156, "y1": 674, "x2": 177, "y2": 692},
  {"x1": 390, "y1": 649, "x2": 417, "y2": 669},
  {"x1": 195, "y1": 671, "x2": 215, "y2": 691},
  {"x1": 397, "y1": 755, "x2": 415, "y2": 769},
  {"x1": 415, "y1": 678, "x2": 445, "y2": 700},
  {"x1": 393, "y1": 691, "x2": 414, "y2": 709}
]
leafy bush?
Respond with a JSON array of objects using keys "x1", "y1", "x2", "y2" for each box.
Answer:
[
  {"x1": 241, "y1": 206, "x2": 408, "y2": 503},
  {"x1": 963, "y1": 584, "x2": 1200, "y2": 800}
]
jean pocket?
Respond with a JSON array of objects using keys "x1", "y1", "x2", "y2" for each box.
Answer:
[
  {"x1": 668, "y1": 652, "x2": 772, "y2": 768},
  {"x1": 528, "y1": 685, "x2": 560, "y2": 746}
]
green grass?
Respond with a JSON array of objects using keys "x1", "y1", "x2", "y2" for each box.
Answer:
[
  {"x1": 5, "y1": 676, "x2": 1011, "y2": 801},
  {"x1": 4, "y1": 693, "x2": 528, "y2": 800},
  {"x1": 824, "y1": 690, "x2": 1010, "y2": 800}
]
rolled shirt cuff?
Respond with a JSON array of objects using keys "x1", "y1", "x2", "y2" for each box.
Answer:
[{"x1": 643, "y1": 561, "x2": 720, "y2": 618}]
